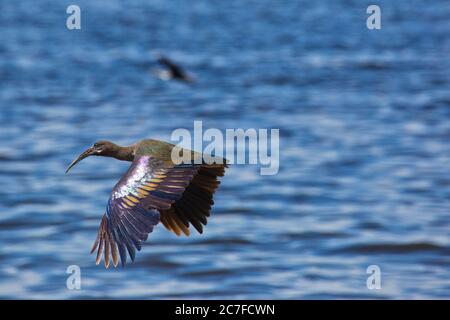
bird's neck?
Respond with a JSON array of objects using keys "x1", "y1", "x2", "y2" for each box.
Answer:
[{"x1": 113, "y1": 145, "x2": 135, "y2": 162}]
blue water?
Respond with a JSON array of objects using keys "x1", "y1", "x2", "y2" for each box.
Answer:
[{"x1": 1, "y1": 0, "x2": 450, "y2": 299}]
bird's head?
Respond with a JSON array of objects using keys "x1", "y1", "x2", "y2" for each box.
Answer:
[{"x1": 65, "y1": 140, "x2": 117, "y2": 173}]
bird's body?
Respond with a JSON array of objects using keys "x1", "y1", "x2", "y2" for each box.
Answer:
[
  {"x1": 66, "y1": 139, "x2": 226, "y2": 268},
  {"x1": 155, "y1": 56, "x2": 194, "y2": 83}
]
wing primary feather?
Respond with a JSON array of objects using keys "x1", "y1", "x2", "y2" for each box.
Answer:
[
  {"x1": 159, "y1": 213, "x2": 171, "y2": 231},
  {"x1": 111, "y1": 240, "x2": 119, "y2": 267},
  {"x1": 90, "y1": 233, "x2": 100, "y2": 254},
  {"x1": 117, "y1": 221, "x2": 136, "y2": 262},
  {"x1": 112, "y1": 228, "x2": 127, "y2": 267},
  {"x1": 121, "y1": 216, "x2": 143, "y2": 250},
  {"x1": 172, "y1": 206, "x2": 190, "y2": 227},
  {"x1": 172, "y1": 207, "x2": 191, "y2": 237},
  {"x1": 163, "y1": 211, "x2": 182, "y2": 236},
  {"x1": 104, "y1": 234, "x2": 111, "y2": 268},
  {"x1": 96, "y1": 237, "x2": 104, "y2": 265}
]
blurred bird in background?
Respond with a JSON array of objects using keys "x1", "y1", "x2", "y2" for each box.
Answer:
[{"x1": 152, "y1": 55, "x2": 195, "y2": 83}]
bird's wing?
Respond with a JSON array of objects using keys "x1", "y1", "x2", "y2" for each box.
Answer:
[
  {"x1": 157, "y1": 58, "x2": 190, "y2": 80},
  {"x1": 159, "y1": 163, "x2": 226, "y2": 236},
  {"x1": 91, "y1": 154, "x2": 200, "y2": 268},
  {"x1": 158, "y1": 58, "x2": 179, "y2": 73},
  {"x1": 133, "y1": 139, "x2": 227, "y2": 236}
]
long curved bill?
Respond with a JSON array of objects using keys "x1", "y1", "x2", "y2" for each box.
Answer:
[{"x1": 65, "y1": 147, "x2": 94, "y2": 174}]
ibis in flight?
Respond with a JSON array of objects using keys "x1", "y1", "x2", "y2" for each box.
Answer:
[{"x1": 66, "y1": 139, "x2": 226, "y2": 268}]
